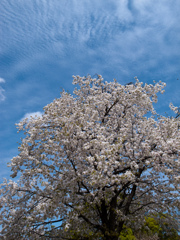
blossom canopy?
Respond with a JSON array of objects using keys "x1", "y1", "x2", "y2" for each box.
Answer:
[{"x1": 0, "y1": 75, "x2": 179, "y2": 240}]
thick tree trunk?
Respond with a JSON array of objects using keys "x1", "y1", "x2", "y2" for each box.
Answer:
[{"x1": 101, "y1": 221, "x2": 124, "y2": 240}]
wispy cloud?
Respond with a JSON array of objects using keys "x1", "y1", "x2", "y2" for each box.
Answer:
[
  {"x1": 0, "y1": 77, "x2": 5, "y2": 101},
  {"x1": 2, "y1": 0, "x2": 179, "y2": 78},
  {"x1": 43, "y1": 0, "x2": 180, "y2": 80},
  {"x1": 20, "y1": 111, "x2": 43, "y2": 122},
  {"x1": 79, "y1": 0, "x2": 180, "y2": 81}
]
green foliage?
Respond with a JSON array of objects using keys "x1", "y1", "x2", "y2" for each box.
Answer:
[
  {"x1": 144, "y1": 217, "x2": 162, "y2": 235},
  {"x1": 119, "y1": 225, "x2": 136, "y2": 240},
  {"x1": 139, "y1": 215, "x2": 179, "y2": 240}
]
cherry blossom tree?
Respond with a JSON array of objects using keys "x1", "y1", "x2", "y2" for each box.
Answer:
[{"x1": 0, "y1": 75, "x2": 179, "y2": 240}]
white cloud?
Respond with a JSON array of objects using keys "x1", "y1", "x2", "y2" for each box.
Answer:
[
  {"x1": 20, "y1": 111, "x2": 43, "y2": 122},
  {"x1": 0, "y1": 78, "x2": 5, "y2": 83}
]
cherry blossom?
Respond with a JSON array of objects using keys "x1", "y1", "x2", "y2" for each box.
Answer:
[{"x1": 0, "y1": 75, "x2": 179, "y2": 240}]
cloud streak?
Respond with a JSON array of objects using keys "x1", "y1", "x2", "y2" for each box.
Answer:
[{"x1": 0, "y1": 78, "x2": 5, "y2": 101}]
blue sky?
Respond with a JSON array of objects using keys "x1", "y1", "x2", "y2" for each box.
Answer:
[{"x1": 0, "y1": 0, "x2": 180, "y2": 182}]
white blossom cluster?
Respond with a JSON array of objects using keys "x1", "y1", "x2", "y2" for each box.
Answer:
[{"x1": 0, "y1": 75, "x2": 179, "y2": 239}]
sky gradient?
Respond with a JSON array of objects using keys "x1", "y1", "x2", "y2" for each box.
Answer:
[{"x1": 0, "y1": 0, "x2": 180, "y2": 182}]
